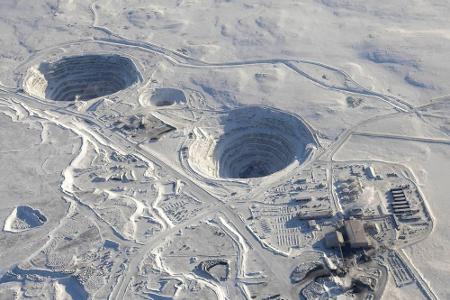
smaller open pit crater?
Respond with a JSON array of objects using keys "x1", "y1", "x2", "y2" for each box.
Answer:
[
  {"x1": 23, "y1": 54, "x2": 141, "y2": 101},
  {"x1": 150, "y1": 88, "x2": 186, "y2": 107}
]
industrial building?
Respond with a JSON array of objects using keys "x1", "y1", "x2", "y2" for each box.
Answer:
[
  {"x1": 390, "y1": 188, "x2": 417, "y2": 219},
  {"x1": 365, "y1": 166, "x2": 377, "y2": 179},
  {"x1": 325, "y1": 231, "x2": 344, "y2": 248},
  {"x1": 344, "y1": 219, "x2": 371, "y2": 249}
]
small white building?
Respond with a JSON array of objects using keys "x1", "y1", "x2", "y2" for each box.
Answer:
[{"x1": 365, "y1": 166, "x2": 376, "y2": 179}]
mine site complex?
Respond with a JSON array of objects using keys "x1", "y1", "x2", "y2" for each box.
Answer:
[{"x1": 0, "y1": 1, "x2": 450, "y2": 300}]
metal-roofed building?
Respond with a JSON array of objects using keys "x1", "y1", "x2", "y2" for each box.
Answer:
[
  {"x1": 325, "y1": 231, "x2": 344, "y2": 248},
  {"x1": 344, "y1": 219, "x2": 370, "y2": 249}
]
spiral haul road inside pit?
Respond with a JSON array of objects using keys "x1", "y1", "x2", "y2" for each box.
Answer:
[
  {"x1": 189, "y1": 106, "x2": 316, "y2": 179},
  {"x1": 23, "y1": 54, "x2": 141, "y2": 102}
]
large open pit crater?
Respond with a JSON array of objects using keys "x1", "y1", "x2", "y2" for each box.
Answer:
[
  {"x1": 188, "y1": 106, "x2": 316, "y2": 179},
  {"x1": 23, "y1": 54, "x2": 141, "y2": 101}
]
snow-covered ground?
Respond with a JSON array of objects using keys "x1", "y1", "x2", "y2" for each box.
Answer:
[{"x1": 0, "y1": 1, "x2": 449, "y2": 299}]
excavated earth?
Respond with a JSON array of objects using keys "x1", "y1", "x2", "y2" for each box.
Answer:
[
  {"x1": 23, "y1": 54, "x2": 141, "y2": 101},
  {"x1": 189, "y1": 106, "x2": 316, "y2": 179}
]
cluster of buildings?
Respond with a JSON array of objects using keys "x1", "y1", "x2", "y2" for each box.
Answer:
[{"x1": 390, "y1": 188, "x2": 420, "y2": 222}]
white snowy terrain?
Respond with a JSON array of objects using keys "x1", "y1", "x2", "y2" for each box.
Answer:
[{"x1": 0, "y1": 1, "x2": 449, "y2": 299}]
